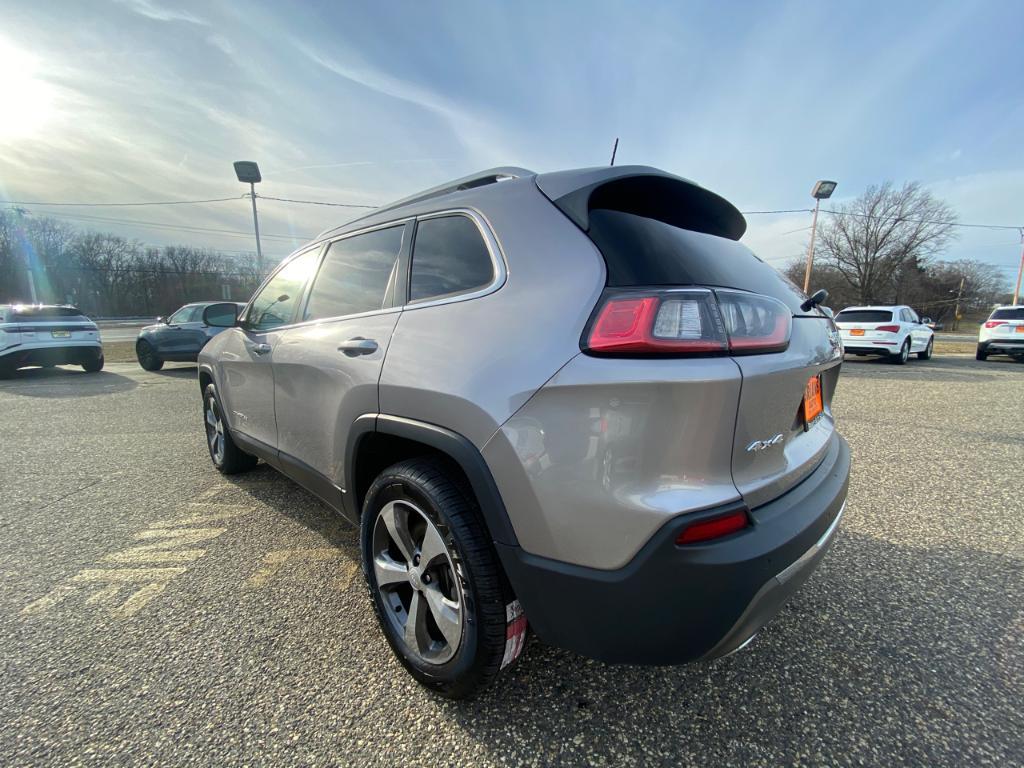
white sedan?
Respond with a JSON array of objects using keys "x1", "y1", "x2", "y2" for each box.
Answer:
[{"x1": 834, "y1": 305, "x2": 934, "y2": 364}]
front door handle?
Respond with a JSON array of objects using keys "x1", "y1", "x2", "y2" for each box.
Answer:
[
  {"x1": 337, "y1": 337, "x2": 378, "y2": 357},
  {"x1": 248, "y1": 343, "x2": 272, "y2": 356}
]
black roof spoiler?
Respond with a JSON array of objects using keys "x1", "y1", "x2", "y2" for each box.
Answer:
[{"x1": 535, "y1": 165, "x2": 747, "y2": 240}]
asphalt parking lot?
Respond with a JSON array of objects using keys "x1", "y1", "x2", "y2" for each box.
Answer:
[{"x1": 1, "y1": 356, "x2": 1021, "y2": 766}]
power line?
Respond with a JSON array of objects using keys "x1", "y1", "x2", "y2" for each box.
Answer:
[
  {"x1": 257, "y1": 194, "x2": 378, "y2": 209},
  {"x1": 741, "y1": 207, "x2": 1020, "y2": 232},
  {"x1": 0, "y1": 196, "x2": 245, "y2": 207}
]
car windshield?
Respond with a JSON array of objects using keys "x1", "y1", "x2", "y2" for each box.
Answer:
[
  {"x1": 11, "y1": 306, "x2": 86, "y2": 322},
  {"x1": 990, "y1": 308, "x2": 1024, "y2": 320},
  {"x1": 835, "y1": 310, "x2": 893, "y2": 323}
]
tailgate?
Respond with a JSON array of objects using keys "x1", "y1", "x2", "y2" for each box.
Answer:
[{"x1": 731, "y1": 317, "x2": 842, "y2": 509}]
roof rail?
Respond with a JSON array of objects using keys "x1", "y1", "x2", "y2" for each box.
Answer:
[
  {"x1": 318, "y1": 167, "x2": 534, "y2": 239},
  {"x1": 375, "y1": 166, "x2": 535, "y2": 215}
]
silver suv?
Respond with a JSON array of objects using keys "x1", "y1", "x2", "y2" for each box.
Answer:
[{"x1": 197, "y1": 166, "x2": 850, "y2": 698}]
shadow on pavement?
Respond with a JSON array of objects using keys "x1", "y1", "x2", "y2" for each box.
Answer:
[
  {"x1": 841, "y1": 353, "x2": 1022, "y2": 382},
  {"x1": 213, "y1": 464, "x2": 1024, "y2": 764},
  {"x1": 0, "y1": 366, "x2": 139, "y2": 397}
]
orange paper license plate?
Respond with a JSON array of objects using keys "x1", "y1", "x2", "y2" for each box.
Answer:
[
  {"x1": 1016, "y1": 326, "x2": 1024, "y2": 333},
  {"x1": 850, "y1": 328, "x2": 865, "y2": 336},
  {"x1": 803, "y1": 375, "x2": 823, "y2": 427}
]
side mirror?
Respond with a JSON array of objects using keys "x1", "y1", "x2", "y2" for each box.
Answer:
[
  {"x1": 203, "y1": 302, "x2": 240, "y2": 328},
  {"x1": 156, "y1": 316, "x2": 165, "y2": 324},
  {"x1": 800, "y1": 288, "x2": 829, "y2": 313},
  {"x1": 921, "y1": 317, "x2": 932, "y2": 325}
]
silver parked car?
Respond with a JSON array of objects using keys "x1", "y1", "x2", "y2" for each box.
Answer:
[{"x1": 197, "y1": 166, "x2": 851, "y2": 698}]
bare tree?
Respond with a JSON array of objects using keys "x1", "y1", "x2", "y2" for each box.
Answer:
[{"x1": 816, "y1": 182, "x2": 958, "y2": 304}]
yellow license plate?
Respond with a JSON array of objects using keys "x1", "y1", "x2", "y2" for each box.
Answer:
[
  {"x1": 51, "y1": 330, "x2": 71, "y2": 338},
  {"x1": 850, "y1": 329, "x2": 865, "y2": 336},
  {"x1": 803, "y1": 375, "x2": 823, "y2": 427}
]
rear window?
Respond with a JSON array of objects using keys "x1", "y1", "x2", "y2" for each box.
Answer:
[
  {"x1": 991, "y1": 308, "x2": 1024, "y2": 320},
  {"x1": 835, "y1": 310, "x2": 894, "y2": 323},
  {"x1": 586, "y1": 210, "x2": 807, "y2": 314},
  {"x1": 11, "y1": 306, "x2": 87, "y2": 322}
]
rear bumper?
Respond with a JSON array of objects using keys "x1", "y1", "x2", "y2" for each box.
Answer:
[
  {"x1": 980, "y1": 339, "x2": 1024, "y2": 353},
  {"x1": 496, "y1": 433, "x2": 850, "y2": 665},
  {"x1": 0, "y1": 342, "x2": 103, "y2": 368},
  {"x1": 841, "y1": 342, "x2": 896, "y2": 356}
]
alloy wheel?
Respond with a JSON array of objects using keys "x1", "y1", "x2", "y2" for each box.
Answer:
[
  {"x1": 204, "y1": 397, "x2": 226, "y2": 464},
  {"x1": 372, "y1": 499, "x2": 464, "y2": 665}
]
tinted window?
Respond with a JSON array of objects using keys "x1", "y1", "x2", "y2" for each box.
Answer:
[
  {"x1": 12, "y1": 306, "x2": 86, "y2": 322},
  {"x1": 246, "y1": 249, "x2": 319, "y2": 331},
  {"x1": 410, "y1": 216, "x2": 494, "y2": 302},
  {"x1": 835, "y1": 310, "x2": 894, "y2": 323},
  {"x1": 203, "y1": 303, "x2": 238, "y2": 327},
  {"x1": 586, "y1": 210, "x2": 807, "y2": 313},
  {"x1": 991, "y1": 307, "x2": 1024, "y2": 320},
  {"x1": 305, "y1": 226, "x2": 404, "y2": 321}
]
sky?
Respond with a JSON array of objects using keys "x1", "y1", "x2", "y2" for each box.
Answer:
[{"x1": 0, "y1": 0, "x2": 1021, "y2": 282}]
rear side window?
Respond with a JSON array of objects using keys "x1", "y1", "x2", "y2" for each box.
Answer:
[
  {"x1": 586, "y1": 210, "x2": 807, "y2": 314},
  {"x1": 410, "y1": 216, "x2": 494, "y2": 302},
  {"x1": 304, "y1": 226, "x2": 404, "y2": 321},
  {"x1": 835, "y1": 310, "x2": 894, "y2": 323},
  {"x1": 991, "y1": 307, "x2": 1024, "y2": 320},
  {"x1": 168, "y1": 305, "x2": 200, "y2": 324}
]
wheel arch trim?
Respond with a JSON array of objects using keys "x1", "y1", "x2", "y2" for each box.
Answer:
[{"x1": 345, "y1": 414, "x2": 519, "y2": 546}]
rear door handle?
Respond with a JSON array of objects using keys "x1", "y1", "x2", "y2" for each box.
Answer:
[
  {"x1": 248, "y1": 343, "x2": 272, "y2": 356},
  {"x1": 337, "y1": 337, "x2": 378, "y2": 356}
]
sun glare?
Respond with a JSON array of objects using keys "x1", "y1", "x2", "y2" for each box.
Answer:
[{"x1": 0, "y1": 37, "x2": 57, "y2": 141}]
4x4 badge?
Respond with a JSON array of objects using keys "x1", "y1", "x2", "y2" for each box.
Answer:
[{"x1": 746, "y1": 434, "x2": 784, "y2": 452}]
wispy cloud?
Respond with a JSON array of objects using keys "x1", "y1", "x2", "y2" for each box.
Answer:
[{"x1": 114, "y1": 0, "x2": 207, "y2": 26}]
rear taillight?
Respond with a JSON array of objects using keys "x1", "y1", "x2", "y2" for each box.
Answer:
[
  {"x1": 583, "y1": 288, "x2": 791, "y2": 356},
  {"x1": 984, "y1": 320, "x2": 1007, "y2": 328},
  {"x1": 676, "y1": 510, "x2": 750, "y2": 545},
  {"x1": 875, "y1": 325, "x2": 901, "y2": 333}
]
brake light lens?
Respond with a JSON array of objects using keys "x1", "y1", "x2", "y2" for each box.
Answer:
[
  {"x1": 984, "y1": 320, "x2": 1007, "y2": 328},
  {"x1": 875, "y1": 325, "x2": 901, "y2": 333},
  {"x1": 584, "y1": 288, "x2": 791, "y2": 356},
  {"x1": 676, "y1": 510, "x2": 750, "y2": 545}
]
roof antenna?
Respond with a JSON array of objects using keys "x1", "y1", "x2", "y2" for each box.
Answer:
[{"x1": 609, "y1": 137, "x2": 619, "y2": 166}]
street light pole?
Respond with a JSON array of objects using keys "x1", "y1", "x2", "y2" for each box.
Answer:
[
  {"x1": 248, "y1": 182, "x2": 264, "y2": 276},
  {"x1": 1013, "y1": 228, "x2": 1024, "y2": 306},
  {"x1": 803, "y1": 197, "x2": 821, "y2": 294},
  {"x1": 952, "y1": 275, "x2": 965, "y2": 331},
  {"x1": 233, "y1": 161, "x2": 265, "y2": 276},
  {"x1": 803, "y1": 180, "x2": 837, "y2": 294}
]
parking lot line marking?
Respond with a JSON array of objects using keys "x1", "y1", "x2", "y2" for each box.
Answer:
[
  {"x1": 102, "y1": 527, "x2": 228, "y2": 564},
  {"x1": 246, "y1": 547, "x2": 357, "y2": 591},
  {"x1": 22, "y1": 567, "x2": 187, "y2": 616},
  {"x1": 149, "y1": 505, "x2": 252, "y2": 528}
]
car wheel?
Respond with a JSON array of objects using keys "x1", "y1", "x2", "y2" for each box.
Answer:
[
  {"x1": 136, "y1": 340, "x2": 164, "y2": 371},
  {"x1": 976, "y1": 345, "x2": 988, "y2": 361},
  {"x1": 361, "y1": 457, "x2": 520, "y2": 699},
  {"x1": 202, "y1": 383, "x2": 257, "y2": 474},
  {"x1": 891, "y1": 340, "x2": 910, "y2": 365},
  {"x1": 81, "y1": 354, "x2": 104, "y2": 373},
  {"x1": 917, "y1": 337, "x2": 934, "y2": 360}
]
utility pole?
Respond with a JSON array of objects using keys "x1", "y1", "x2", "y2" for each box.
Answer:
[
  {"x1": 233, "y1": 161, "x2": 264, "y2": 276},
  {"x1": 802, "y1": 197, "x2": 821, "y2": 294},
  {"x1": 952, "y1": 275, "x2": 965, "y2": 331},
  {"x1": 609, "y1": 138, "x2": 619, "y2": 167},
  {"x1": 1013, "y1": 228, "x2": 1024, "y2": 305},
  {"x1": 12, "y1": 206, "x2": 38, "y2": 302}
]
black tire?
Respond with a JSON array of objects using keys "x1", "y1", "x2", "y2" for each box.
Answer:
[
  {"x1": 360, "y1": 457, "x2": 517, "y2": 699},
  {"x1": 976, "y1": 345, "x2": 988, "y2": 361},
  {"x1": 202, "y1": 383, "x2": 257, "y2": 474},
  {"x1": 81, "y1": 354, "x2": 104, "y2": 373},
  {"x1": 136, "y1": 340, "x2": 164, "y2": 371},
  {"x1": 890, "y1": 340, "x2": 910, "y2": 365},
  {"x1": 917, "y1": 337, "x2": 934, "y2": 360}
]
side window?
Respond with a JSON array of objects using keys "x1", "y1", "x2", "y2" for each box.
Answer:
[
  {"x1": 245, "y1": 249, "x2": 319, "y2": 331},
  {"x1": 304, "y1": 226, "x2": 404, "y2": 321},
  {"x1": 168, "y1": 305, "x2": 198, "y2": 324},
  {"x1": 409, "y1": 215, "x2": 495, "y2": 303}
]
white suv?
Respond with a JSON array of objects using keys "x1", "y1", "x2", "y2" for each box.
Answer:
[
  {"x1": 0, "y1": 304, "x2": 104, "y2": 376},
  {"x1": 977, "y1": 305, "x2": 1024, "y2": 361},
  {"x1": 834, "y1": 305, "x2": 934, "y2": 364}
]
